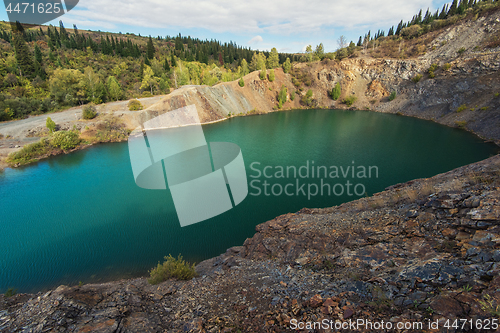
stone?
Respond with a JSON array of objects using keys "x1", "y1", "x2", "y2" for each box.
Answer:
[{"x1": 309, "y1": 294, "x2": 323, "y2": 308}]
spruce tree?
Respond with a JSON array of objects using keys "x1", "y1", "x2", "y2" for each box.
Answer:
[
  {"x1": 34, "y1": 44, "x2": 43, "y2": 64},
  {"x1": 164, "y1": 58, "x2": 170, "y2": 71},
  {"x1": 448, "y1": 0, "x2": 458, "y2": 17}
]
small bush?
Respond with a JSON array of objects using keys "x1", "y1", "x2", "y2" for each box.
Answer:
[
  {"x1": 456, "y1": 104, "x2": 467, "y2": 113},
  {"x1": 238, "y1": 77, "x2": 244, "y2": 87},
  {"x1": 50, "y1": 131, "x2": 80, "y2": 150},
  {"x1": 428, "y1": 63, "x2": 438, "y2": 73},
  {"x1": 259, "y1": 68, "x2": 266, "y2": 80},
  {"x1": 7, "y1": 138, "x2": 52, "y2": 165},
  {"x1": 412, "y1": 74, "x2": 422, "y2": 83},
  {"x1": 148, "y1": 254, "x2": 197, "y2": 285},
  {"x1": 481, "y1": 106, "x2": 489, "y2": 111},
  {"x1": 455, "y1": 120, "x2": 467, "y2": 129},
  {"x1": 128, "y1": 99, "x2": 143, "y2": 111},
  {"x1": 292, "y1": 77, "x2": 300, "y2": 87},
  {"x1": 429, "y1": 71, "x2": 435, "y2": 78},
  {"x1": 269, "y1": 69, "x2": 275, "y2": 82},
  {"x1": 4, "y1": 287, "x2": 17, "y2": 297},
  {"x1": 494, "y1": 93, "x2": 499, "y2": 97},
  {"x1": 301, "y1": 89, "x2": 314, "y2": 106},
  {"x1": 46, "y1": 117, "x2": 56, "y2": 133},
  {"x1": 443, "y1": 63, "x2": 451, "y2": 71},
  {"x1": 82, "y1": 103, "x2": 97, "y2": 120},
  {"x1": 278, "y1": 85, "x2": 287, "y2": 109},
  {"x1": 389, "y1": 91, "x2": 397, "y2": 101},
  {"x1": 342, "y1": 95, "x2": 357, "y2": 106},
  {"x1": 330, "y1": 82, "x2": 341, "y2": 100},
  {"x1": 290, "y1": 91, "x2": 295, "y2": 101},
  {"x1": 457, "y1": 47, "x2": 466, "y2": 55}
]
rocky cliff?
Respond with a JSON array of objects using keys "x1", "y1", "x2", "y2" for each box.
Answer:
[{"x1": 120, "y1": 8, "x2": 500, "y2": 144}]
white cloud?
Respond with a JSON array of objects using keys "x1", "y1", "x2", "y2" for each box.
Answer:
[
  {"x1": 67, "y1": 0, "x2": 437, "y2": 36},
  {"x1": 248, "y1": 35, "x2": 263, "y2": 44}
]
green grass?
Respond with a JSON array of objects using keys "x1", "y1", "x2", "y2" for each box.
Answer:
[
  {"x1": 148, "y1": 254, "x2": 198, "y2": 285},
  {"x1": 6, "y1": 138, "x2": 54, "y2": 165}
]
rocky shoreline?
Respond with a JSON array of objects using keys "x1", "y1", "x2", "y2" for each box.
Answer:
[{"x1": 1, "y1": 154, "x2": 499, "y2": 332}]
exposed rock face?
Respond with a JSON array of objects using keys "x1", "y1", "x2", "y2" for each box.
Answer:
[
  {"x1": 118, "y1": 69, "x2": 302, "y2": 129},
  {"x1": 2, "y1": 156, "x2": 500, "y2": 332}
]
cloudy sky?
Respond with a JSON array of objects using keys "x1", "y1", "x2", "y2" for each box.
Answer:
[{"x1": 1, "y1": 0, "x2": 451, "y2": 53}]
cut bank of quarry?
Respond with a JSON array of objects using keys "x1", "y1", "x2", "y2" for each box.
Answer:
[{"x1": 1, "y1": 7, "x2": 500, "y2": 333}]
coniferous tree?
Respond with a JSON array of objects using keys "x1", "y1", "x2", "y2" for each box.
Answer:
[
  {"x1": 147, "y1": 36, "x2": 155, "y2": 59},
  {"x1": 164, "y1": 57, "x2": 170, "y2": 71},
  {"x1": 448, "y1": 0, "x2": 458, "y2": 17},
  {"x1": 171, "y1": 53, "x2": 177, "y2": 67},
  {"x1": 396, "y1": 20, "x2": 404, "y2": 35},
  {"x1": 357, "y1": 36, "x2": 363, "y2": 46},
  {"x1": 34, "y1": 44, "x2": 43, "y2": 64}
]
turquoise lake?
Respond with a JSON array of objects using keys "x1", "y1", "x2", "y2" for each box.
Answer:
[{"x1": 1, "y1": 109, "x2": 498, "y2": 293}]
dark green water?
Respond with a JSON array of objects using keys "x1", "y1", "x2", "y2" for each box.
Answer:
[{"x1": 0, "y1": 109, "x2": 498, "y2": 293}]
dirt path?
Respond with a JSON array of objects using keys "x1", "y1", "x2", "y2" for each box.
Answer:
[{"x1": 0, "y1": 95, "x2": 167, "y2": 170}]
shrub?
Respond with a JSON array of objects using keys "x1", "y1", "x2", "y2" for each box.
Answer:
[
  {"x1": 330, "y1": 82, "x2": 341, "y2": 100},
  {"x1": 457, "y1": 47, "x2": 466, "y2": 55},
  {"x1": 290, "y1": 91, "x2": 295, "y2": 101},
  {"x1": 456, "y1": 104, "x2": 467, "y2": 113},
  {"x1": 82, "y1": 103, "x2": 97, "y2": 120},
  {"x1": 46, "y1": 117, "x2": 56, "y2": 133},
  {"x1": 443, "y1": 63, "x2": 451, "y2": 71},
  {"x1": 428, "y1": 63, "x2": 438, "y2": 73},
  {"x1": 455, "y1": 120, "x2": 467, "y2": 129},
  {"x1": 412, "y1": 74, "x2": 422, "y2": 83},
  {"x1": 292, "y1": 77, "x2": 300, "y2": 87},
  {"x1": 259, "y1": 68, "x2": 266, "y2": 80},
  {"x1": 6, "y1": 138, "x2": 52, "y2": 165},
  {"x1": 494, "y1": 93, "x2": 499, "y2": 97},
  {"x1": 238, "y1": 77, "x2": 244, "y2": 87},
  {"x1": 50, "y1": 131, "x2": 80, "y2": 150},
  {"x1": 342, "y1": 95, "x2": 357, "y2": 106},
  {"x1": 278, "y1": 85, "x2": 287, "y2": 108},
  {"x1": 128, "y1": 99, "x2": 143, "y2": 111},
  {"x1": 389, "y1": 91, "x2": 397, "y2": 101},
  {"x1": 429, "y1": 71, "x2": 435, "y2": 78},
  {"x1": 269, "y1": 69, "x2": 275, "y2": 82},
  {"x1": 481, "y1": 106, "x2": 489, "y2": 111},
  {"x1": 148, "y1": 254, "x2": 197, "y2": 285},
  {"x1": 4, "y1": 287, "x2": 17, "y2": 297}
]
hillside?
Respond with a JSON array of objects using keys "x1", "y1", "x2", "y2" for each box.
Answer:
[{"x1": 0, "y1": 4, "x2": 500, "y2": 332}]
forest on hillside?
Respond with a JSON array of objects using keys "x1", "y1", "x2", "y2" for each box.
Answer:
[{"x1": 0, "y1": 21, "x2": 295, "y2": 121}]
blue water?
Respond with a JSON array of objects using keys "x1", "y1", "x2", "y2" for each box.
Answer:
[{"x1": 0, "y1": 109, "x2": 498, "y2": 293}]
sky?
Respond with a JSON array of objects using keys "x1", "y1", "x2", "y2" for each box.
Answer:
[{"x1": 1, "y1": 0, "x2": 452, "y2": 53}]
